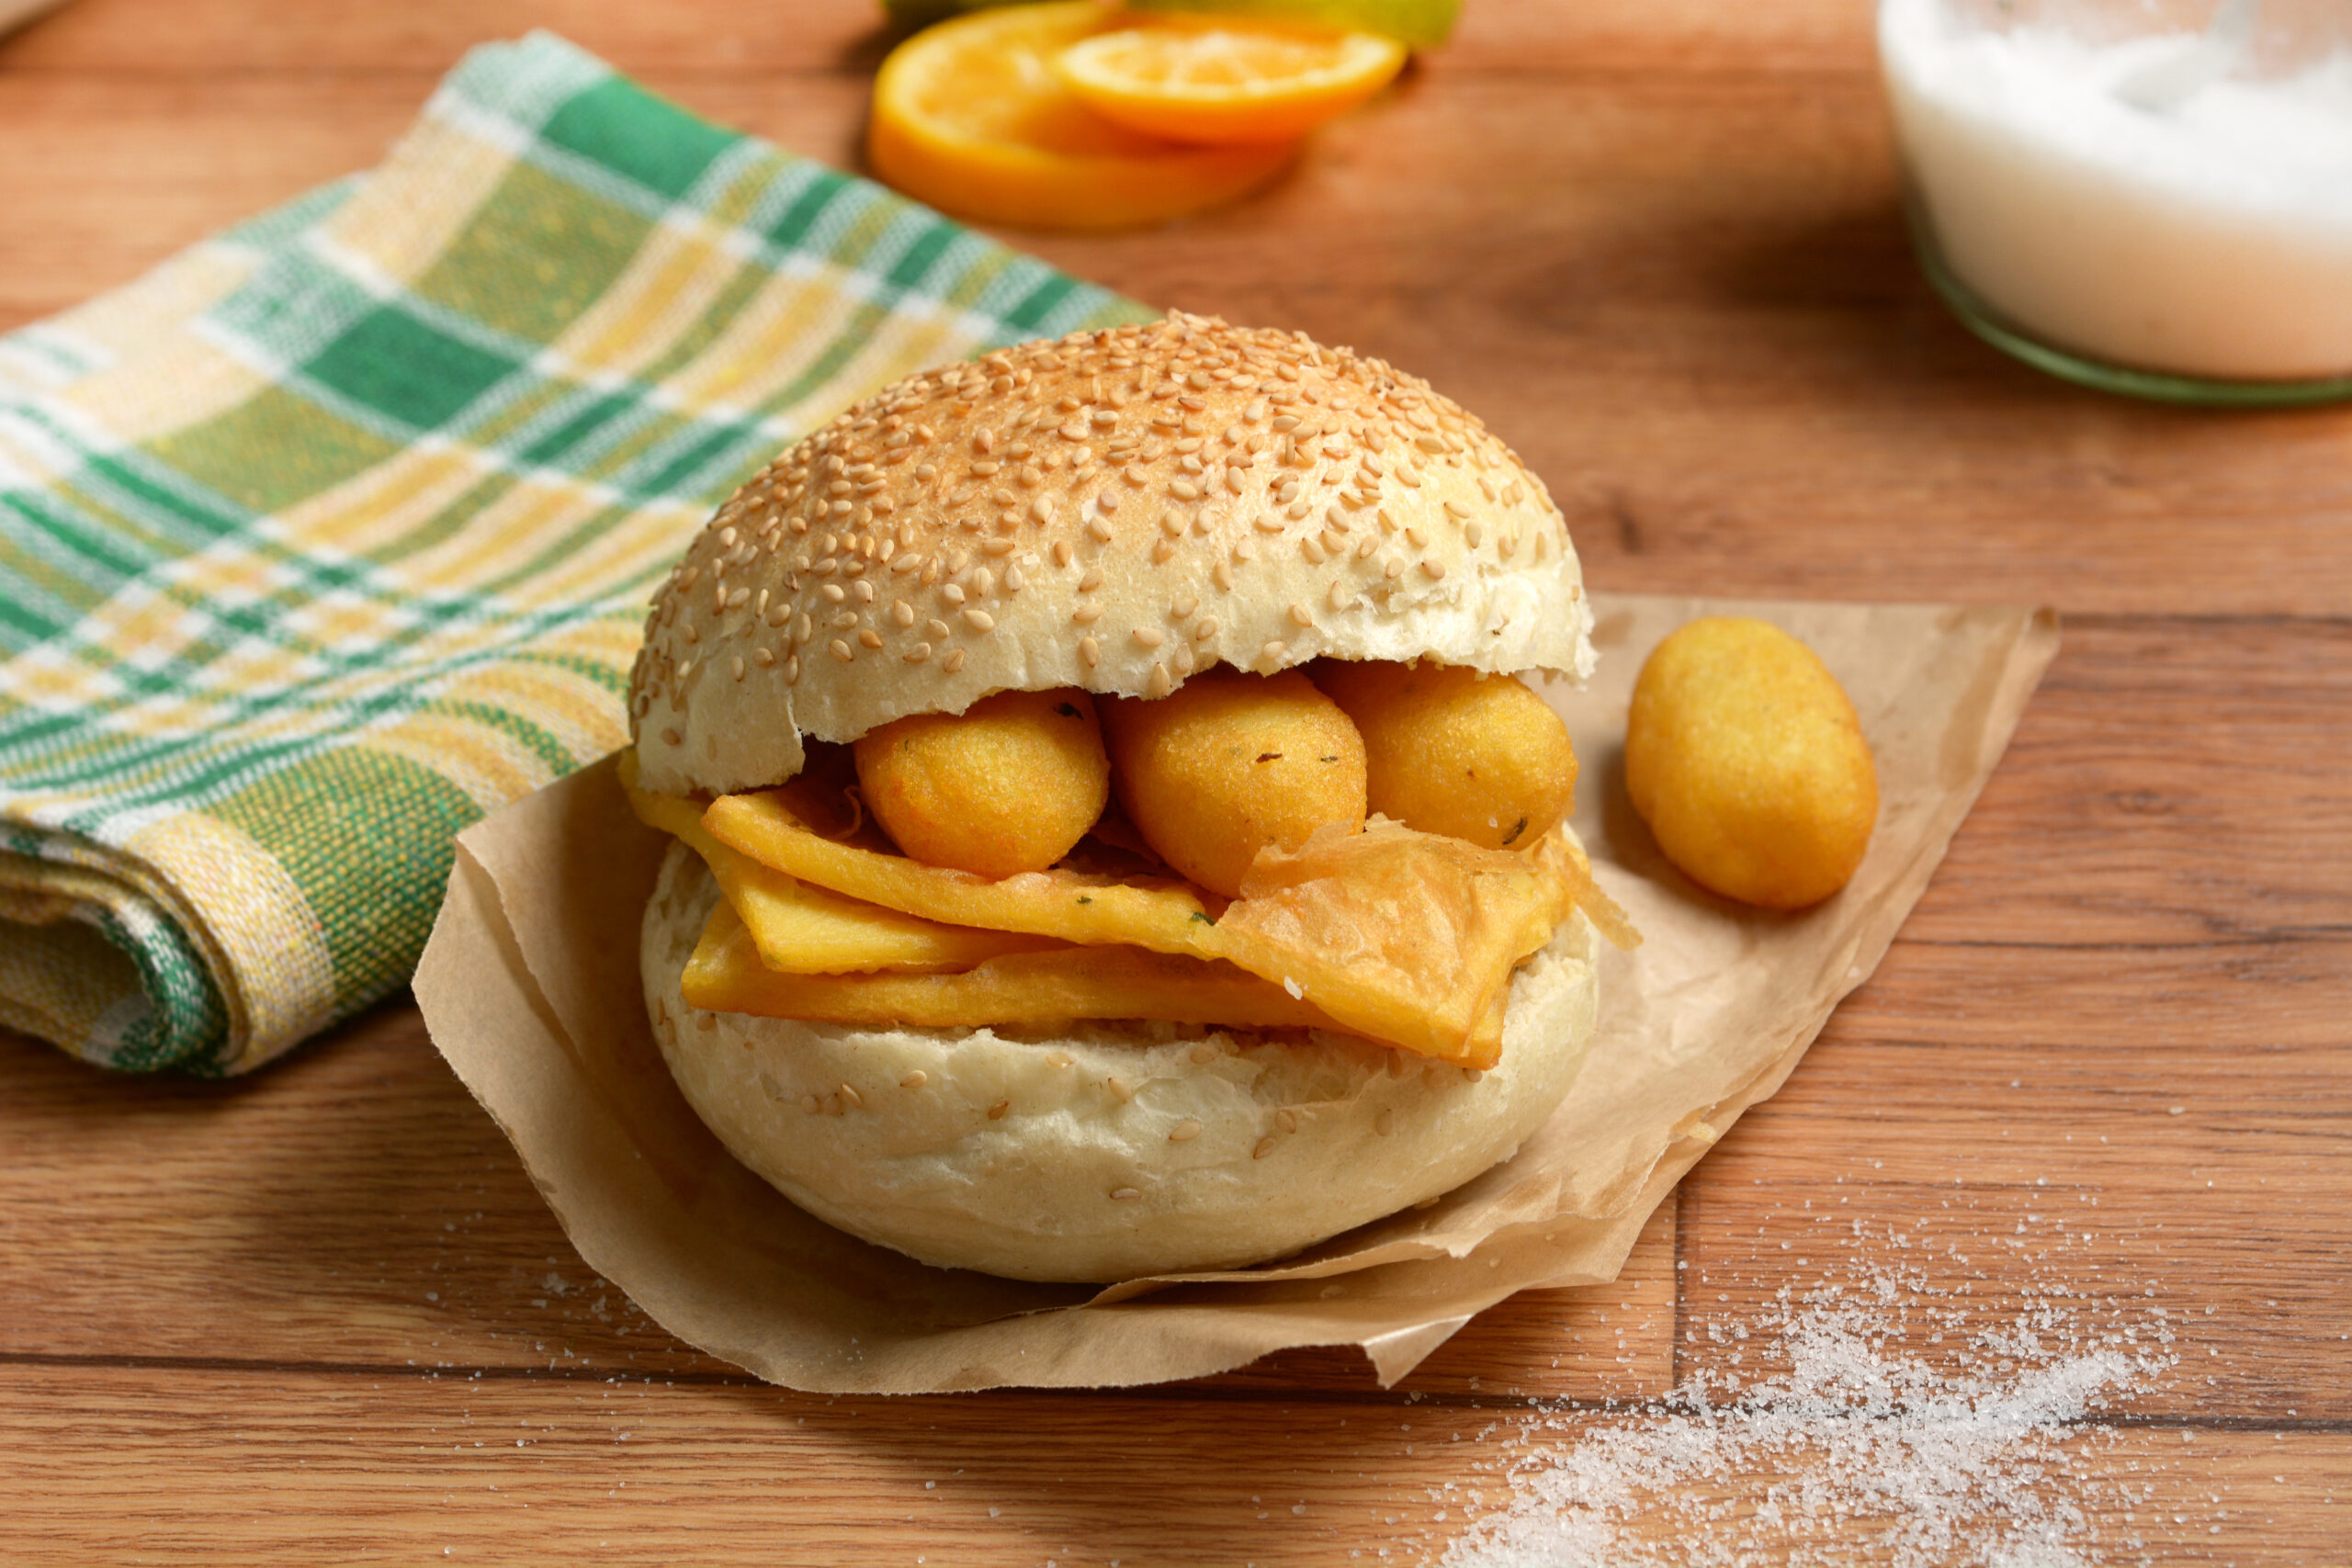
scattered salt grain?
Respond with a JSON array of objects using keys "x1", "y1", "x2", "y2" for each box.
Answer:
[{"x1": 1443, "y1": 1227, "x2": 2176, "y2": 1568}]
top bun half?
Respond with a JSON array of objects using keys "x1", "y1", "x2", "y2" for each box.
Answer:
[{"x1": 629, "y1": 313, "x2": 1594, "y2": 796}]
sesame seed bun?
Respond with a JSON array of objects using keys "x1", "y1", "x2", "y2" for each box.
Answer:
[
  {"x1": 641, "y1": 842, "x2": 1600, "y2": 1282},
  {"x1": 628, "y1": 312, "x2": 1596, "y2": 797}
]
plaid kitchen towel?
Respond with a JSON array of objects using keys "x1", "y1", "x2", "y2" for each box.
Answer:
[{"x1": 0, "y1": 31, "x2": 1152, "y2": 1075}]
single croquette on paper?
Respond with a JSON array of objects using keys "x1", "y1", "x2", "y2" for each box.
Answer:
[{"x1": 1624, "y1": 616, "x2": 1878, "y2": 910}]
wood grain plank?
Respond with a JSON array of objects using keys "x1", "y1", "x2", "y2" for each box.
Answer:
[
  {"x1": 0, "y1": 1361, "x2": 2339, "y2": 1565},
  {"x1": 0, "y1": 1004, "x2": 1673, "y2": 1400},
  {"x1": 1888, "y1": 616, "x2": 2352, "y2": 948},
  {"x1": 1671, "y1": 1014, "x2": 2352, "y2": 1420},
  {"x1": 3, "y1": 69, "x2": 2345, "y2": 615},
  {"x1": 0, "y1": 0, "x2": 1879, "y2": 77}
]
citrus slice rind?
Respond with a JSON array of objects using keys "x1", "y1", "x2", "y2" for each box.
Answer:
[
  {"x1": 867, "y1": 0, "x2": 1296, "y2": 231},
  {"x1": 1054, "y1": 19, "x2": 1408, "y2": 144}
]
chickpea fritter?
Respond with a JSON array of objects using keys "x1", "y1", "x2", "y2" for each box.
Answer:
[
  {"x1": 854, "y1": 688, "x2": 1110, "y2": 879},
  {"x1": 1624, "y1": 616, "x2": 1878, "y2": 910},
  {"x1": 1314, "y1": 660, "x2": 1577, "y2": 852},
  {"x1": 1099, "y1": 667, "x2": 1368, "y2": 898}
]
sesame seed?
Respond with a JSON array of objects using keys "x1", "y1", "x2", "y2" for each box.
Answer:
[
  {"x1": 1405, "y1": 525, "x2": 1429, "y2": 548},
  {"x1": 829, "y1": 640, "x2": 854, "y2": 661},
  {"x1": 900, "y1": 1070, "x2": 927, "y2": 1089},
  {"x1": 783, "y1": 655, "x2": 800, "y2": 683},
  {"x1": 1106, "y1": 1076, "x2": 1132, "y2": 1101},
  {"x1": 1079, "y1": 568, "x2": 1103, "y2": 592},
  {"x1": 892, "y1": 600, "x2": 915, "y2": 626},
  {"x1": 821, "y1": 583, "x2": 847, "y2": 604},
  {"x1": 982, "y1": 537, "x2": 1016, "y2": 557},
  {"x1": 926, "y1": 618, "x2": 950, "y2": 638},
  {"x1": 905, "y1": 643, "x2": 932, "y2": 662},
  {"x1": 730, "y1": 655, "x2": 745, "y2": 681},
  {"x1": 1384, "y1": 558, "x2": 1405, "y2": 580},
  {"x1": 942, "y1": 584, "x2": 967, "y2": 606},
  {"x1": 891, "y1": 553, "x2": 922, "y2": 573},
  {"x1": 859, "y1": 629, "x2": 883, "y2": 649},
  {"x1": 1420, "y1": 559, "x2": 1446, "y2": 580},
  {"x1": 753, "y1": 647, "x2": 776, "y2": 666},
  {"x1": 1261, "y1": 639, "x2": 1286, "y2": 662},
  {"x1": 1288, "y1": 602, "x2": 1313, "y2": 627},
  {"x1": 963, "y1": 609, "x2": 995, "y2": 632},
  {"x1": 1073, "y1": 604, "x2": 1103, "y2": 626},
  {"x1": 1328, "y1": 581, "x2": 1351, "y2": 611},
  {"x1": 1169, "y1": 1119, "x2": 1204, "y2": 1143},
  {"x1": 1274, "y1": 1107, "x2": 1299, "y2": 1134},
  {"x1": 1030, "y1": 496, "x2": 1054, "y2": 525},
  {"x1": 675, "y1": 659, "x2": 695, "y2": 680},
  {"x1": 854, "y1": 580, "x2": 876, "y2": 604},
  {"x1": 1193, "y1": 616, "x2": 1218, "y2": 641},
  {"x1": 973, "y1": 568, "x2": 994, "y2": 597},
  {"x1": 1300, "y1": 537, "x2": 1327, "y2": 564},
  {"x1": 1053, "y1": 540, "x2": 1074, "y2": 568},
  {"x1": 661, "y1": 727, "x2": 683, "y2": 746},
  {"x1": 1356, "y1": 536, "x2": 1378, "y2": 560},
  {"x1": 1004, "y1": 566, "x2": 1024, "y2": 592},
  {"x1": 1087, "y1": 517, "x2": 1114, "y2": 543},
  {"x1": 1111, "y1": 1187, "x2": 1142, "y2": 1201},
  {"x1": 1252, "y1": 1137, "x2": 1277, "y2": 1160},
  {"x1": 1170, "y1": 480, "x2": 1200, "y2": 501},
  {"x1": 1147, "y1": 662, "x2": 1171, "y2": 697},
  {"x1": 1213, "y1": 560, "x2": 1235, "y2": 591},
  {"x1": 988, "y1": 1099, "x2": 1011, "y2": 1121},
  {"x1": 840, "y1": 1081, "x2": 864, "y2": 1110},
  {"x1": 1132, "y1": 627, "x2": 1165, "y2": 649},
  {"x1": 1079, "y1": 635, "x2": 1100, "y2": 668},
  {"x1": 944, "y1": 649, "x2": 967, "y2": 673},
  {"x1": 1150, "y1": 537, "x2": 1176, "y2": 564}
]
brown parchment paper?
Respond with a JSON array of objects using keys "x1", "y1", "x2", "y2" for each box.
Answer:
[{"x1": 415, "y1": 593, "x2": 2058, "y2": 1392}]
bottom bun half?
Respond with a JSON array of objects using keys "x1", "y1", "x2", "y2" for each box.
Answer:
[{"x1": 641, "y1": 843, "x2": 1600, "y2": 1282}]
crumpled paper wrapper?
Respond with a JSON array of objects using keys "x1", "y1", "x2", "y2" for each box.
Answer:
[{"x1": 416, "y1": 593, "x2": 2057, "y2": 1391}]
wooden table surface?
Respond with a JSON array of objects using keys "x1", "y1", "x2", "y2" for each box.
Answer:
[{"x1": 5, "y1": 1, "x2": 2348, "y2": 1562}]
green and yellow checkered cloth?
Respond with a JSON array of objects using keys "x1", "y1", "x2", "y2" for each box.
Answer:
[{"x1": 0, "y1": 32, "x2": 1151, "y2": 1075}]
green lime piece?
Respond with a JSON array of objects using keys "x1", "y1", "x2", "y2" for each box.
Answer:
[
  {"x1": 1125, "y1": 0, "x2": 1461, "y2": 49},
  {"x1": 877, "y1": 0, "x2": 1461, "y2": 49},
  {"x1": 877, "y1": 0, "x2": 1027, "y2": 29}
]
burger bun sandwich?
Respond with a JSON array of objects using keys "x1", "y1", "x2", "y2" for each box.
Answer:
[{"x1": 626, "y1": 313, "x2": 1628, "y2": 1283}]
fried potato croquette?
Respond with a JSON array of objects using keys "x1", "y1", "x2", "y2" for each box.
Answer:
[
  {"x1": 1099, "y1": 667, "x2": 1367, "y2": 898},
  {"x1": 1624, "y1": 616, "x2": 1878, "y2": 910},
  {"x1": 1314, "y1": 660, "x2": 1577, "y2": 852},
  {"x1": 853, "y1": 687, "x2": 1109, "y2": 878}
]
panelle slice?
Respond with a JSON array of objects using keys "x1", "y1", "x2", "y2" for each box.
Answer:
[
  {"x1": 702, "y1": 786, "x2": 1589, "y2": 1066},
  {"x1": 624, "y1": 752, "x2": 1055, "y2": 975},
  {"x1": 683, "y1": 897, "x2": 1359, "y2": 1038},
  {"x1": 703, "y1": 789, "x2": 1223, "y2": 954},
  {"x1": 1217, "y1": 818, "x2": 1570, "y2": 1068}
]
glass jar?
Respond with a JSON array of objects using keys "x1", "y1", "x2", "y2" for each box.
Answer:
[{"x1": 1879, "y1": 0, "x2": 2352, "y2": 404}]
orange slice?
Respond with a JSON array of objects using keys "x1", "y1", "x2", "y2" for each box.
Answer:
[
  {"x1": 1054, "y1": 16, "x2": 1408, "y2": 145},
  {"x1": 867, "y1": 1, "x2": 1296, "y2": 231}
]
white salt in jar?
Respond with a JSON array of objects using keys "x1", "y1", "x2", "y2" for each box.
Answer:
[{"x1": 1880, "y1": 0, "x2": 2352, "y2": 403}]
